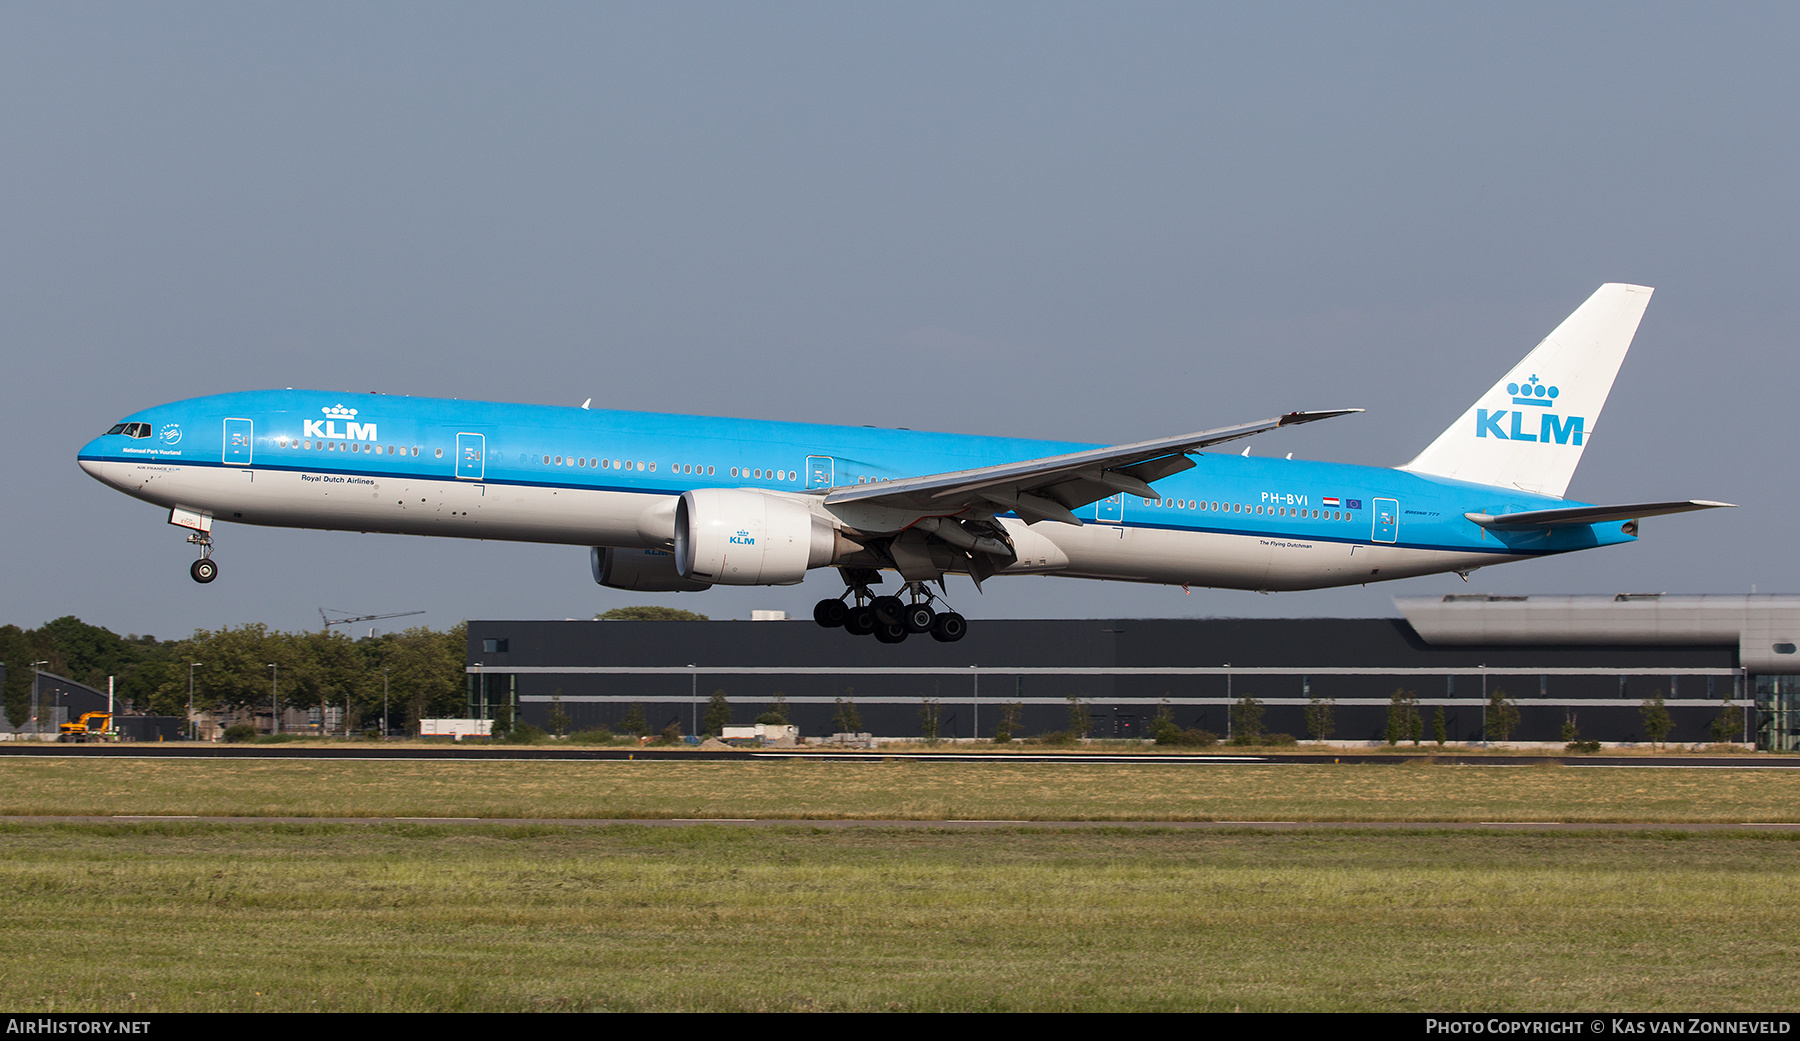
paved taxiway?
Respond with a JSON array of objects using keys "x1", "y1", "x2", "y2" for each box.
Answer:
[{"x1": 0, "y1": 746, "x2": 1794, "y2": 768}]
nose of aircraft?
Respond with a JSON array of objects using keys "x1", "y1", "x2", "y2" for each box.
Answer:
[{"x1": 77, "y1": 437, "x2": 113, "y2": 483}]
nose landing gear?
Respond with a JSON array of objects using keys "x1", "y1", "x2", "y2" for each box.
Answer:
[
  {"x1": 813, "y1": 576, "x2": 966, "y2": 643},
  {"x1": 169, "y1": 507, "x2": 219, "y2": 584},
  {"x1": 187, "y1": 532, "x2": 217, "y2": 583}
]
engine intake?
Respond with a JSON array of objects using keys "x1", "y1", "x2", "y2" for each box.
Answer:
[{"x1": 674, "y1": 489, "x2": 835, "y2": 585}]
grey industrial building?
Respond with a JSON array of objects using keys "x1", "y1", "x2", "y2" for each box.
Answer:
[
  {"x1": 467, "y1": 594, "x2": 1800, "y2": 749},
  {"x1": 0, "y1": 668, "x2": 182, "y2": 741}
]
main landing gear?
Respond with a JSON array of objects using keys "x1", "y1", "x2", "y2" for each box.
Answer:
[{"x1": 814, "y1": 579, "x2": 967, "y2": 643}]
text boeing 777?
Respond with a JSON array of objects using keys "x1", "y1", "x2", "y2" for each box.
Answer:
[{"x1": 78, "y1": 284, "x2": 1730, "y2": 643}]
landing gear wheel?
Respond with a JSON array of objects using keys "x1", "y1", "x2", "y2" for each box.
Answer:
[
  {"x1": 871, "y1": 595, "x2": 906, "y2": 626},
  {"x1": 930, "y1": 611, "x2": 967, "y2": 643},
  {"x1": 813, "y1": 598, "x2": 847, "y2": 628},
  {"x1": 873, "y1": 621, "x2": 909, "y2": 644},
  {"x1": 190, "y1": 558, "x2": 218, "y2": 584},
  {"x1": 844, "y1": 605, "x2": 877, "y2": 636},
  {"x1": 904, "y1": 603, "x2": 936, "y2": 634}
]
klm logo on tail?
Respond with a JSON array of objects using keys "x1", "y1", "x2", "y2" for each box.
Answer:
[{"x1": 1474, "y1": 375, "x2": 1583, "y2": 445}]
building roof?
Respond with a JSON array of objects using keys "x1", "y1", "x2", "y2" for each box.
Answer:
[{"x1": 1395, "y1": 594, "x2": 1800, "y2": 672}]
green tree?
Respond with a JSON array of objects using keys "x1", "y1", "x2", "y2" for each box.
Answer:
[
  {"x1": 1230, "y1": 695, "x2": 1264, "y2": 743},
  {"x1": 546, "y1": 692, "x2": 573, "y2": 737},
  {"x1": 619, "y1": 703, "x2": 650, "y2": 737},
  {"x1": 918, "y1": 698, "x2": 941, "y2": 743},
  {"x1": 596, "y1": 606, "x2": 710, "y2": 621},
  {"x1": 832, "y1": 697, "x2": 862, "y2": 734},
  {"x1": 1067, "y1": 695, "x2": 1090, "y2": 739},
  {"x1": 0, "y1": 626, "x2": 35, "y2": 729},
  {"x1": 1384, "y1": 688, "x2": 1419, "y2": 746},
  {"x1": 169, "y1": 624, "x2": 285, "y2": 713},
  {"x1": 489, "y1": 703, "x2": 514, "y2": 739},
  {"x1": 36, "y1": 616, "x2": 165, "y2": 691},
  {"x1": 995, "y1": 701, "x2": 1023, "y2": 744},
  {"x1": 1304, "y1": 694, "x2": 1335, "y2": 743},
  {"x1": 366, "y1": 624, "x2": 467, "y2": 731},
  {"x1": 703, "y1": 689, "x2": 733, "y2": 736},
  {"x1": 1432, "y1": 704, "x2": 1447, "y2": 746},
  {"x1": 756, "y1": 694, "x2": 790, "y2": 725},
  {"x1": 1486, "y1": 687, "x2": 1521, "y2": 743},
  {"x1": 1709, "y1": 694, "x2": 1744, "y2": 745},
  {"x1": 1640, "y1": 693, "x2": 1673, "y2": 749}
]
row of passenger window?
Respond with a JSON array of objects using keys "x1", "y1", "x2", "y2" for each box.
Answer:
[
  {"x1": 1145, "y1": 497, "x2": 1354, "y2": 521},
  {"x1": 272, "y1": 435, "x2": 803, "y2": 483},
  {"x1": 541, "y1": 455, "x2": 798, "y2": 483},
  {"x1": 277, "y1": 438, "x2": 434, "y2": 457}
]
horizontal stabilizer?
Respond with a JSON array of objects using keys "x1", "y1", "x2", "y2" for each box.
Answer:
[{"x1": 1464, "y1": 500, "x2": 1735, "y2": 530}]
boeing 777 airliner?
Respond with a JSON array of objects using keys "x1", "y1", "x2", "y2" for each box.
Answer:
[{"x1": 78, "y1": 284, "x2": 1730, "y2": 643}]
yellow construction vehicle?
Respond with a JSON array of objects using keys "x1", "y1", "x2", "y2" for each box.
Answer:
[{"x1": 57, "y1": 712, "x2": 115, "y2": 742}]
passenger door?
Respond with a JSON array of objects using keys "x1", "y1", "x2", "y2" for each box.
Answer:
[
  {"x1": 1372, "y1": 498, "x2": 1399, "y2": 543},
  {"x1": 806, "y1": 455, "x2": 835, "y2": 490},
  {"x1": 456, "y1": 432, "x2": 486, "y2": 480},
  {"x1": 222, "y1": 418, "x2": 253, "y2": 466}
]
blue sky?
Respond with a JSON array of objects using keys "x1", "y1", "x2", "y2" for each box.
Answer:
[{"x1": 4, "y1": 3, "x2": 1795, "y2": 637}]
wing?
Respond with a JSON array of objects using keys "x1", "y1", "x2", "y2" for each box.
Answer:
[
  {"x1": 823, "y1": 410, "x2": 1361, "y2": 526},
  {"x1": 1464, "y1": 499, "x2": 1736, "y2": 530}
]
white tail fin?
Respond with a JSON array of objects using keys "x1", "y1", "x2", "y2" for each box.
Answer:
[{"x1": 1400, "y1": 283, "x2": 1653, "y2": 498}]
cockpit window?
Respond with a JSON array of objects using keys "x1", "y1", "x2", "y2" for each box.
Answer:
[
  {"x1": 107, "y1": 423, "x2": 152, "y2": 438},
  {"x1": 107, "y1": 424, "x2": 127, "y2": 435}
]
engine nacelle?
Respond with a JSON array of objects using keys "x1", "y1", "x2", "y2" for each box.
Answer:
[
  {"x1": 674, "y1": 489, "x2": 835, "y2": 585},
  {"x1": 591, "y1": 547, "x2": 714, "y2": 592}
]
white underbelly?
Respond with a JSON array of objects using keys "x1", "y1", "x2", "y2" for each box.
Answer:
[
  {"x1": 88, "y1": 461, "x2": 666, "y2": 547},
  {"x1": 1040, "y1": 522, "x2": 1523, "y2": 591}
]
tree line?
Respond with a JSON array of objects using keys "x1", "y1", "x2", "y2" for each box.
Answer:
[{"x1": 0, "y1": 617, "x2": 467, "y2": 731}]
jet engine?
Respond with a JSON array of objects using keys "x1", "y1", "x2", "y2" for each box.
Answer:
[
  {"x1": 591, "y1": 547, "x2": 714, "y2": 592},
  {"x1": 674, "y1": 489, "x2": 836, "y2": 585}
]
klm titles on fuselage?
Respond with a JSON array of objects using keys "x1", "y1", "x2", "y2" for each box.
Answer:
[
  {"x1": 302, "y1": 405, "x2": 378, "y2": 443},
  {"x1": 1475, "y1": 377, "x2": 1583, "y2": 445}
]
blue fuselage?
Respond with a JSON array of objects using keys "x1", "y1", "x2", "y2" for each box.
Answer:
[{"x1": 78, "y1": 389, "x2": 1634, "y2": 592}]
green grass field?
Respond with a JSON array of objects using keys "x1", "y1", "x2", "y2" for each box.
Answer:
[
  {"x1": 2, "y1": 754, "x2": 1797, "y2": 822},
  {"x1": 3, "y1": 823, "x2": 1795, "y2": 1012},
  {"x1": 4, "y1": 757, "x2": 1795, "y2": 1012}
]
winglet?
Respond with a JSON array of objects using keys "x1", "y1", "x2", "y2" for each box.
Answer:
[{"x1": 1279, "y1": 408, "x2": 1363, "y2": 427}]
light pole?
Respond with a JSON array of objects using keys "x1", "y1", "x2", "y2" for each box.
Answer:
[
  {"x1": 267, "y1": 664, "x2": 279, "y2": 735},
  {"x1": 1223, "y1": 664, "x2": 1232, "y2": 741},
  {"x1": 971, "y1": 664, "x2": 979, "y2": 740},
  {"x1": 382, "y1": 666, "x2": 389, "y2": 740},
  {"x1": 188, "y1": 662, "x2": 203, "y2": 741},
  {"x1": 30, "y1": 662, "x2": 47, "y2": 738}
]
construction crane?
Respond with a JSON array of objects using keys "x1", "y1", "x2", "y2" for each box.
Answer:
[{"x1": 319, "y1": 608, "x2": 426, "y2": 634}]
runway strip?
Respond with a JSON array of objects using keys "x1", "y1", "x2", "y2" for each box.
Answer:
[
  {"x1": 2, "y1": 815, "x2": 1795, "y2": 831},
  {"x1": 0, "y1": 745, "x2": 1794, "y2": 768}
]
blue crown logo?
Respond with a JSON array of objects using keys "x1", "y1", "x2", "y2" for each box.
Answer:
[{"x1": 1506, "y1": 374, "x2": 1559, "y2": 407}]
